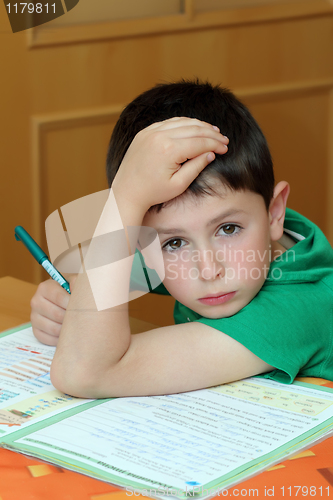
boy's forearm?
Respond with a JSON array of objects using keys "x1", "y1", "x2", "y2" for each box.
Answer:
[{"x1": 50, "y1": 192, "x2": 146, "y2": 397}]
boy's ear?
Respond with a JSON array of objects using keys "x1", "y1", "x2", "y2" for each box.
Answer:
[{"x1": 269, "y1": 181, "x2": 290, "y2": 241}]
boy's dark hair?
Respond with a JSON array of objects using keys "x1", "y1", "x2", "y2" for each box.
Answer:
[{"x1": 106, "y1": 80, "x2": 274, "y2": 212}]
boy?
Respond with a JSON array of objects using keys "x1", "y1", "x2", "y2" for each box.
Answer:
[{"x1": 30, "y1": 80, "x2": 333, "y2": 398}]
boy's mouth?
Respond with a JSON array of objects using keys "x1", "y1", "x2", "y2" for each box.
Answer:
[{"x1": 198, "y1": 291, "x2": 236, "y2": 306}]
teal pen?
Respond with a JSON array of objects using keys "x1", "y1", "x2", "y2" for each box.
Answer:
[{"x1": 14, "y1": 226, "x2": 71, "y2": 294}]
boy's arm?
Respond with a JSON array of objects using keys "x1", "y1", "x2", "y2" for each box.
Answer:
[
  {"x1": 54, "y1": 316, "x2": 274, "y2": 398},
  {"x1": 50, "y1": 118, "x2": 273, "y2": 397}
]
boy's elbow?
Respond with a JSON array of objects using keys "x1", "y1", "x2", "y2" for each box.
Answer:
[
  {"x1": 50, "y1": 357, "x2": 119, "y2": 399},
  {"x1": 50, "y1": 358, "x2": 98, "y2": 399},
  {"x1": 50, "y1": 359, "x2": 79, "y2": 398}
]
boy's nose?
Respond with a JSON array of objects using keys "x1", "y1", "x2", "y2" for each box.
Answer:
[
  {"x1": 200, "y1": 263, "x2": 225, "y2": 280},
  {"x1": 197, "y1": 249, "x2": 225, "y2": 280}
]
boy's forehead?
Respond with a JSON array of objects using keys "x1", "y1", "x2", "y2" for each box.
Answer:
[
  {"x1": 143, "y1": 186, "x2": 266, "y2": 232},
  {"x1": 161, "y1": 181, "x2": 232, "y2": 212}
]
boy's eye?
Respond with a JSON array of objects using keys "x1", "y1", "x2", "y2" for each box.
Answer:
[
  {"x1": 223, "y1": 224, "x2": 236, "y2": 234},
  {"x1": 218, "y1": 224, "x2": 240, "y2": 236},
  {"x1": 163, "y1": 238, "x2": 184, "y2": 251}
]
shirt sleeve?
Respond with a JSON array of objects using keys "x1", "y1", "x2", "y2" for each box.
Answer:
[
  {"x1": 196, "y1": 284, "x2": 331, "y2": 383},
  {"x1": 130, "y1": 249, "x2": 170, "y2": 296}
]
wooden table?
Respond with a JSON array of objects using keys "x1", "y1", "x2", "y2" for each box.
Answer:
[
  {"x1": 0, "y1": 276, "x2": 37, "y2": 331},
  {"x1": 0, "y1": 276, "x2": 333, "y2": 500}
]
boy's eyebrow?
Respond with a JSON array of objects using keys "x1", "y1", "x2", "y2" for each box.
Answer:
[{"x1": 156, "y1": 209, "x2": 246, "y2": 235}]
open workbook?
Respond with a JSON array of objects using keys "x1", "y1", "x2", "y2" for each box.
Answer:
[{"x1": 1, "y1": 324, "x2": 333, "y2": 499}]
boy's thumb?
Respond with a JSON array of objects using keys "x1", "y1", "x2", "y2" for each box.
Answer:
[{"x1": 176, "y1": 152, "x2": 215, "y2": 187}]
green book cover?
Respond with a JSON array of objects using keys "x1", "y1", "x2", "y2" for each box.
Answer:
[{"x1": 1, "y1": 324, "x2": 333, "y2": 499}]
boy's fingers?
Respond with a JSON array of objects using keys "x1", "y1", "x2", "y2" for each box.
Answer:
[
  {"x1": 175, "y1": 136, "x2": 228, "y2": 164},
  {"x1": 31, "y1": 312, "x2": 62, "y2": 338},
  {"x1": 40, "y1": 281, "x2": 70, "y2": 310},
  {"x1": 33, "y1": 296, "x2": 66, "y2": 324},
  {"x1": 161, "y1": 117, "x2": 216, "y2": 130},
  {"x1": 32, "y1": 327, "x2": 59, "y2": 346},
  {"x1": 172, "y1": 152, "x2": 216, "y2": 187},
  {"x1": 165, "y1": 125, "x2": 228, "y2": 143},
  {"x1": 31, "y1": 285, "x2": 68, "y2": 323},
  {"x1": 148, "y1": 117, "x2": 225, "y2": 135}
]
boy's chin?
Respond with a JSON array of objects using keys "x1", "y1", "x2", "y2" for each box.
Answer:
[
  {"x1": 192, "y1": 302, "x2": 240, "y2": 319},
  {"x1": 193, "y1": 293, "x2": 255, "y2": 319}
]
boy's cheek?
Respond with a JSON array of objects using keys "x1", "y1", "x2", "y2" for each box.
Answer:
[{"x1": 164, "y1": 260, "x2": 193, "y2": 284}]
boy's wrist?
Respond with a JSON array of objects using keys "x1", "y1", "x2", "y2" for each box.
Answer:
[{"x1": 111, "y1": 184, "x2": 148, "y2": 224}]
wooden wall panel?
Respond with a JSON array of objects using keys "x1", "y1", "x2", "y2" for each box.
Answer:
[
  {"x1": 28, "y1": 0, "x2": 333, "y2": 47},
  {"x1": 242, "y1": 86, "x2": 331, "y2": 233},
  {"x1": 31, "y1": 109, "x2": 120, "y2": 282},
  {"x1": 43, "y1": 125, "x2": 109, "y2": 214}
]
